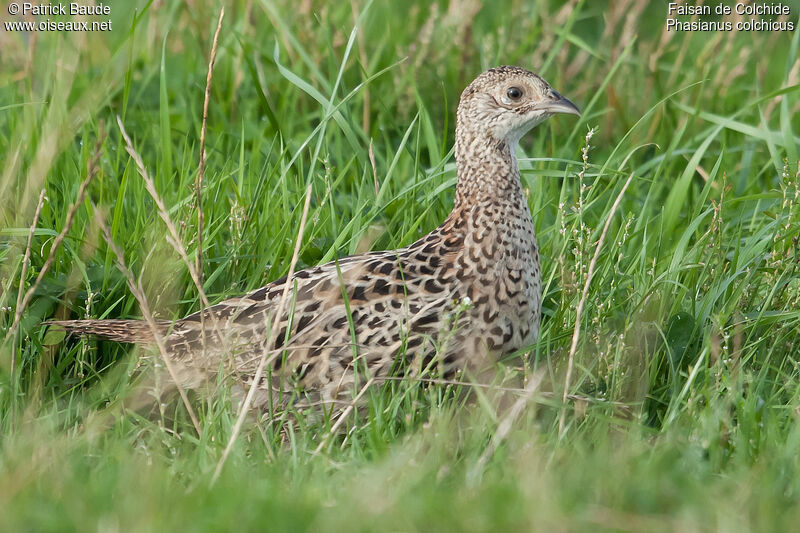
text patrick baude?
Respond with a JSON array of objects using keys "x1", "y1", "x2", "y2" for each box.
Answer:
[{"x1": 17, "y1": 2, "x2": 110, "y2": 16}]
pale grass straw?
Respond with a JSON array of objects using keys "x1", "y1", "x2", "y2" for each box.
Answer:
[
  {"x1": 559, "y1": 172, "x2": 635, "y2": 435},
  {"x1": 15, "y1": 189, "x2": 46, "y2": 314},
  {"x1": 348, "y1": 0, "x2": 370, "y2": 132},
  {"x1": 3, "y1": 135, "x2": 105, "y2": 348},
  {"x1": 211, "y1": 183, "x2": 313, "y2": 485},
  {"x1": 195, "y1": 6, "x2": 225, "y2": 282},
  {"x1": 368, "y1": 138, "x2": 379, "y2": 195},
  {"x1": 8, "y1": 188, "x2": 46, "y2": 377},
  {"x1": 468, "y1": 369, "x2": 547, "y2": 484},
  {"x1": 91, "y1": 206, "x2": 202, "y2": 436},
  {"x1": 116, "y1": 116, "x2": 225, "y2": 347},
  {"x1": 313, "y1": 376, "x2": 376, "y2": 456}
]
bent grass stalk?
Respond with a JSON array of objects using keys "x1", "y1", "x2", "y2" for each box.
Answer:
[
  {"x1": 212, "y1": 183, "x2": 313, "y2": 485},
  {"x1": 3, "y1": 134, "x2": 105, "y2": 348},
  {"x1": 559, "y1": 172, "x2": 634, "y2": 436},
  {"x1": 91, "y1": 206, "x2": 202, "y2": 436},
  {"x1": 116, "y1": 116, "x2": 227, "y2": 353},
  {"x1": 195, "y1": 6, "x2": 226, "y2": 284},
  {"x1": 9, "y1": 188, "x2": 46, "y2": 381}
]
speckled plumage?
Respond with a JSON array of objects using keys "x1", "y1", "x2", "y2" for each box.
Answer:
[{"x1": 51, "y1": 66, "x2": 580, "y2": 410}]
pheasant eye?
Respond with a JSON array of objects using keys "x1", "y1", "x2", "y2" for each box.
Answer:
[{"x1": 506, "y1": 86, "x2": 523, "y2": 100}]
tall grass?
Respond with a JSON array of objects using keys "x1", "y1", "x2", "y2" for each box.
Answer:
[{"x1": 1, "y1": 0, "x2": 799, "y2": 530}]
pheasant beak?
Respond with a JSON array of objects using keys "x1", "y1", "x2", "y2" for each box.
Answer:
[{"x1": 541, "y1": 91, "x2": 581, "y2": 116}]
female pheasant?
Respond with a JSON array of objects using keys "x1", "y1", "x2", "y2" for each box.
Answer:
[{"x1": 52, "y1": 66, "x2": 580, "y2": 410}]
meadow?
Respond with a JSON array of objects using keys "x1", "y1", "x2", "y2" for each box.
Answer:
[{"x1": 1, "y1": 0, "x2": 800, "y2": 530}]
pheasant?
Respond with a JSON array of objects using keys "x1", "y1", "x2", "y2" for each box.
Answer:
[{"x1": 51, "y1": 66, "x2": 580, "y2": 411}]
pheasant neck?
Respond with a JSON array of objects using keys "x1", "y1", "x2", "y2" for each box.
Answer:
[{"x1": 453, "y1": 133, "x2": 527, "y2": 216}]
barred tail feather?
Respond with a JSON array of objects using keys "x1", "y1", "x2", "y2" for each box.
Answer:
[{"x1": 47, "y1": 319, "x2": 169, "y2": 344}]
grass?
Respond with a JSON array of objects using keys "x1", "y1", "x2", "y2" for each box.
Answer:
[{"x1": 2, "y1": 0, "x2": 800, "y2": 530}]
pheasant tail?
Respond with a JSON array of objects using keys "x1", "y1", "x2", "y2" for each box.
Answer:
[{"x1": 48, "y1": 319, "x2": 168, "y2": 344}]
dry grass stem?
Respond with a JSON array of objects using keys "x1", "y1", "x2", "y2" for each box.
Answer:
[
  {"x1": 8, "y1": 188, "x2": 46, "y2": 375},
  {"x1": 368, "y1": 138, "x2": 379, "y2": 195},
  {"x1": 116, "y1": 116, "x2": 226, "y2": 348},
  {"x1": 212, "y1": 183, "x2": 314, "y2": 485},
  {"x1": 3, "y1": 135, "x2": 105, "y2": 347},
  {"x1": 349, "y1": 0, "x2": 370, "y2": 133},
  {"x1": 559, "y1": 172, "x2": 635, "y2": 435},
  {"x1": 14, "y1": 189, "x2": 46, "y2": 319},
  {"x1": 469, "y1": 369, "x2": 546, "y2": 484},
  {"x1": 195, "y1": 6, "x2": 226, "y2": 283},
  {"x1": 91, "y1": 206, "x2": 202, "y2": 436}
]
